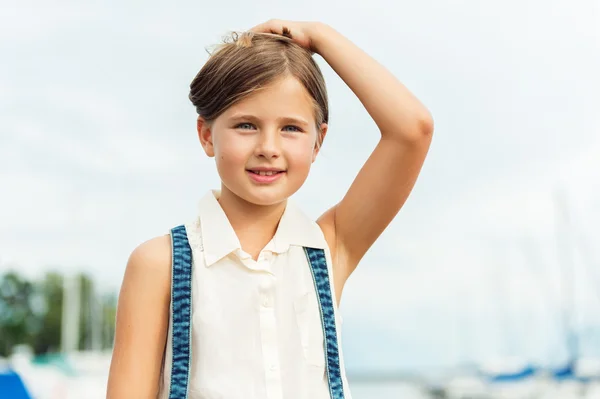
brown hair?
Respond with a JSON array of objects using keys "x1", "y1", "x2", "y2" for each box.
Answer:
[{"x1": 188, "y1": 31, "x2": 329, "y2": 131}]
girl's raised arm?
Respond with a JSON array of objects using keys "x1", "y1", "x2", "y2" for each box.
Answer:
[
  {"x1": 106, "y1": 236, "x2": 172, "y2": 398},
  {"x1": 252, "y1": 21, "x2": 433, "y2": 288}
]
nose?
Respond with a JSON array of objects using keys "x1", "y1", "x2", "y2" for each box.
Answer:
[{"x1": 254, "y1": 129, "x2": 281, "y2": 159}]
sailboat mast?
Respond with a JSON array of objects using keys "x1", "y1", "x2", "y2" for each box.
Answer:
[{"x1": 554, "y1": 189, "x2": 578, "y2": 365}]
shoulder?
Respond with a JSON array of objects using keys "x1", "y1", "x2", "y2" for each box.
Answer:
[
  {"x1": 127, "y1": 234, "x2": 172, "y2": 275},
  {"x1": 122, "y1": 235, "x2": 172, "y2": 298}
]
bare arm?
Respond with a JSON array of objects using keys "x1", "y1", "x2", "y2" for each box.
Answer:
[
  {"x1": 312, "y1": 23, "x2": 433, "y2": 279},
  {"x1": 106, "y1": 235, "x2": 172, "y2": 398}
]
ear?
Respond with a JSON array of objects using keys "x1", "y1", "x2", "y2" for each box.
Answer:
[
  {"x1": 312, "y1": 123, "x2": 328, "y2": 163},
  {"x1": 197, "y1": 116, "x2": 215, "y2": 157}
]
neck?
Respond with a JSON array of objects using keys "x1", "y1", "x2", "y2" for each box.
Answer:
[{"x1": 217, "y1": 185, "x2": 286, "y2": 259}]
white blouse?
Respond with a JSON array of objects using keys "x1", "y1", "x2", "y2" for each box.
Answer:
[{"x1": 158, "y1": 190, "x2": 352, "y2": 399}]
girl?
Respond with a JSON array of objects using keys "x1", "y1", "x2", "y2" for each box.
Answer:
[{"x1": 107, "y1": 20, "x2": 433, "y2": 399}]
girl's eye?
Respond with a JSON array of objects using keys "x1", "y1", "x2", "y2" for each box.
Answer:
[
  {"x1": 235, "y1": 123, "x2": 255, "y2": 130},
  {"x1": 234, "y1": 123, "x2": 302, "y2": 132},
  {"x1": 283, "y1": 125, "x2": 302, "y2": 133}
]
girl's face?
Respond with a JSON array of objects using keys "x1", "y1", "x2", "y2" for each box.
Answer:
[{"x1": 199, "y1": 76, "x2": 327, "y2": 206}]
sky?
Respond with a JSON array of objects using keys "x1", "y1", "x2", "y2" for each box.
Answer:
[{"x1": 1, "y1": 0, "x2": 599, "y2": 373}]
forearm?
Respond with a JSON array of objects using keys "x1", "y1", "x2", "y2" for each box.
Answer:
[{"x1": 312, "y1": 23, "x2": 433, "y2": 140}]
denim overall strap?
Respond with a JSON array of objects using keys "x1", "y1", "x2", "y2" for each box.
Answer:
[
  {"x1": 303, "y1": 247, "x2": 345, "y2": 399},
  {"x1": 168, "y1": 225, "x2": 193, "y2": 399}
]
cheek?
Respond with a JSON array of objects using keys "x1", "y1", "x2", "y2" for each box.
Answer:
[
  {"x1": 214, "y1": 134, "x2": 250, "y2": 168},
  {"x1": 285, "y1": 140, "x2": 315, "y2": 169}
]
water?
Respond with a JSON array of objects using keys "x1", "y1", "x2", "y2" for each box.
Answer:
[{"x1": 348, "y1": 381, "x2": 600, "y2": 399}]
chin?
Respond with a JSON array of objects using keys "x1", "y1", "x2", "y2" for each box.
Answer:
[
  {"x1": 243, "y1": 189, "x2": 291, "y2": 207},
  {"x1": 229, "y1": 183, "x2": 296, "y2": 207},
  {"x1": 221, "y1": 172, "x2": 306, "y2": 206}
]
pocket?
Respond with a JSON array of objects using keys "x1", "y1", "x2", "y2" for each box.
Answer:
[{"x1": 293, "y1": 291, "x2": 326, "y2": 369}]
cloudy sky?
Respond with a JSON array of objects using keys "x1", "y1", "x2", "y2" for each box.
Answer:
[{"x1": 1, "y1": 0, "x2": 599, "y2": 372}]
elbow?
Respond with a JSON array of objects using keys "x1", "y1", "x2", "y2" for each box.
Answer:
[
  {"x1": 395, "y1": 112, "x2": 434, "y2": 144},
  {"x1": 419, "y1": 111, "x2": 434, "y2": 137},
  {"x1": 412, "y1": 107, "x2": 434, "y2": 138},
  {"x1": 379, "y1": 108, "x2": 434, "y2": 143}
]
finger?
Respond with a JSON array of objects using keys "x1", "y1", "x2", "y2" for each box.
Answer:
[
  {"x1": 249, "y1": 19, "x2": 285, "y2": 35},
  {"x1": 248, "y1": 23, "x2": 267, "y2": 33},
  {"x1": 249, "y1": 20, "x2": 275, "y2": 33}
]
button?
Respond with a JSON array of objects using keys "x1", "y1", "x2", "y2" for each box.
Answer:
[{"x1": 261, "y1": 296, "x2": 271, "y2": 307}]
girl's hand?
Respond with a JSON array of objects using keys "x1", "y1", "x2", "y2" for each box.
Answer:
[{"x1": 249, "y1": 19, "x2": 326, "y2": 53}]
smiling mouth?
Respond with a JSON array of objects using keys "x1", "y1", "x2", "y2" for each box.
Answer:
[{"x1": 246, "y1": 170, "x2": 286, "y2": 176}]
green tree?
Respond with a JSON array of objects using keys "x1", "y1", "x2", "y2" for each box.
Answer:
[
  {"x1": 32, "y1": 272, "x2": 63, "y2": 354},
  {"x1": 0, "y1": 270, "x2": 117, "y2": 356},
  {"x1": 0, "y1": 271, "x2": 39, "y2": 356}
]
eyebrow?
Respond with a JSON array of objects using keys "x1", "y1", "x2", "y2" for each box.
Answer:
[{"x1": 228, "y1": 114, "x2": 310, "y2": 128}]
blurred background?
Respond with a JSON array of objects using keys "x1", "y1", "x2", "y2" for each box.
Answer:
[{"x1": 1, "y1": 0, "x2": 599, "y2": 398}]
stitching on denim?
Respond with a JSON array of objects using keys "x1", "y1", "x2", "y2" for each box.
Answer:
[
  {"x1": 168, "y1": 225, "x2": 192, "y2": 399},
  {"x1": 304, "y1": 247, "x2": 345, "y2": 399}
]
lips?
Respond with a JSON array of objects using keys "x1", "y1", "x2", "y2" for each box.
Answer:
[
  {"x1": 247, "y1": 170, "x2": 283, "y2": 176},
  {"x1": 246, "y1": 167, "x2": 286, "y2": 174},
  {"x1": 246, "y1": 168, "x2": 286, "y2": 184}
]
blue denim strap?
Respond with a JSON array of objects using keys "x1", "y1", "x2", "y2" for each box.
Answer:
[
  {"x1": 168, "y1": 225, "x2": 193, "y2": 399},
  {"x1": 303, "y1": 247, "x2": 346, "y2": 399}
]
